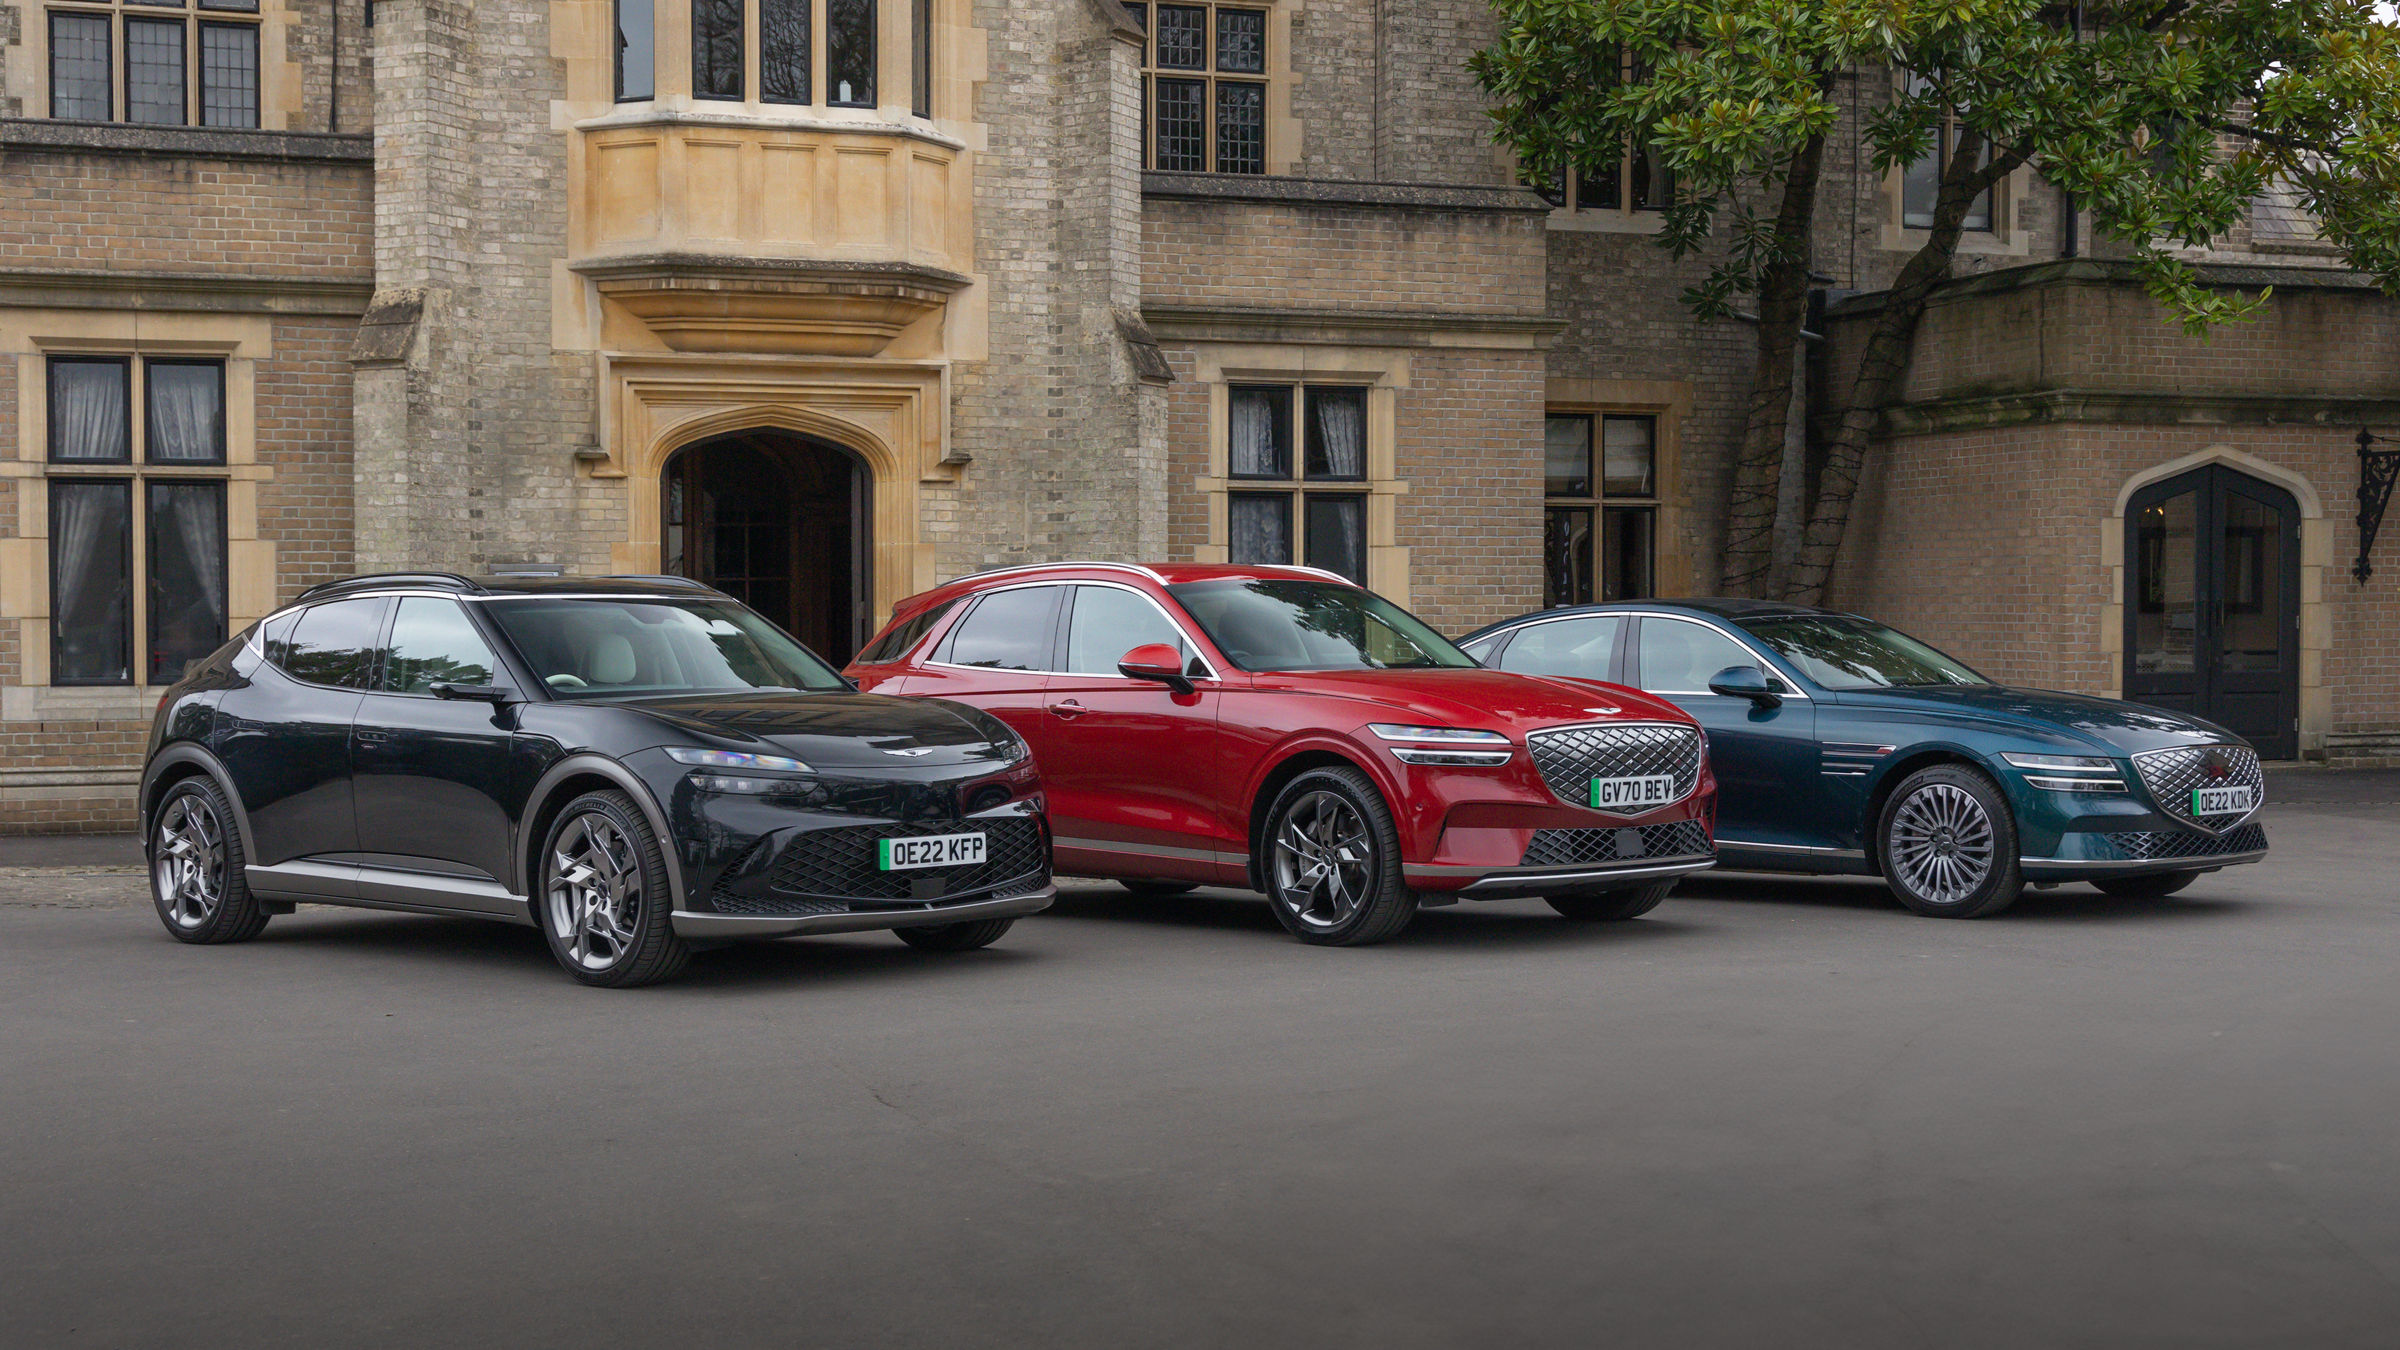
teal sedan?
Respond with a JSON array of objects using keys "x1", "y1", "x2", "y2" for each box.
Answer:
[{"x1": 1458, "y1": 601, "x2": 2268, "y2": 918}]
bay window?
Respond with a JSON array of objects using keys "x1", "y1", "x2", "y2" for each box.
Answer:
[{"x1": 664, "y1": 0, "x2": 899, "y2": 111}]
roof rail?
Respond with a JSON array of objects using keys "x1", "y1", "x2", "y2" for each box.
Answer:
[
  {"x1": 956, "y1": 561, "x2": 1168, "y2": 585},
  {"x1": 602, "y1": 574, "x2": 721, "y2": 592},
  {"x1": 295, "y1": 572, "x2": 486, "y2": 602}
]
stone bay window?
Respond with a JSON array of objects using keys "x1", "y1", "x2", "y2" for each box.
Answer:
[{"x1": 614, "y1": 0, "x2": 933, "y2": 115}]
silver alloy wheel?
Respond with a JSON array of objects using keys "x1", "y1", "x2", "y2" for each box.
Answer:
[
  {"x1": 153, "y1": 793, "x2": 226, "y2": 930},
  {"x1": 546, "y1": 812, "x2": 644, "y2": 971},
  {"x1": 1271, "y1": 789, "x2": 1375, "y2": 930},
  {"x1": 1887, "y1": 781, "x2": 1997, "y2": 906}
]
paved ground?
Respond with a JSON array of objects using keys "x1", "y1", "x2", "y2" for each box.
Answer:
[{"x1": 2, "y1": 788, "x2": 2395, "y2": 1348}]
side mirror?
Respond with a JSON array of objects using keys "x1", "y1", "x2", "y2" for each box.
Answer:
[
  {"x1": 432, "y1": 682, "x2": 515, "y2": 704},
  {"x1": 1706, "y1": 665, "x2": 1781, "y2": 707},
  {"x1": 1118, "y1": 644, "x2": 1195, "y2": 695}
]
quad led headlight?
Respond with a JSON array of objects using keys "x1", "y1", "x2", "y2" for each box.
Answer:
[
  {"x1": 1368, "y1": 724, "x2": 1516, "y2": 767},
  {"x1": 668, "y1": 746, "x2": 814, "y2": 793},
  {"x1": 2000, "y1": 752, "x2": 2126, "y2": 793}
]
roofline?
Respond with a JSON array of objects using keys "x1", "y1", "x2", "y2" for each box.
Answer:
[{"x1": 296, "y1": 572, "x2": 485, "y2": 602}]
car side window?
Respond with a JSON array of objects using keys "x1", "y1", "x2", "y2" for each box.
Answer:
[
  {"x1": 1064, "y1": 586, "x2": 1190, "y2": 676},
  {"x1": 938, "y1": 586, "x2": 1063, "y2": 671},
  {"x1": 858, "y1": 598, "x2": 960, "y2": 665},
  {"x1": 1498, "y1": 617, "x2": 1623, "y2": 680},
  {"x1": 383, "y1": 597, "x2": 503, "y2": 695},
  {"x1": 1636, "y1": 618, "x2": 1761, "y2": 694},
  {"x1": 277, "y1": 598, "x2": 391, "y2": 690}
]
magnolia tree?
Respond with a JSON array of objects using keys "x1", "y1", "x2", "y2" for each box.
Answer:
[{"x1": 1474, "y1": 0, "x2": 2400, "y2": 601}]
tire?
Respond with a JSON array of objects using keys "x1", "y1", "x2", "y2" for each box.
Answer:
[
  {"x1": 1119, "y1": 879, "x2": 1199, "y2": 897},
  {"x1": 894, "y1": 917, "x2": 1016, "y2": 951},
  {"x1": 2093, "y1": 870, "x2": 2201, "y2": 899},
  {"x1": 1259, "y1": 765, "x2": 1419, "y2": 946},
  {"x1": 1876, "y1": 765, "x2": 2024, "y2": 918},
  {"x1": 149, "y1": 776, "x2": 271, "y2": 945},
  {"x1": 536, "y1": 790, "x2": 691, "y2": 987},
  {"x1": 1546, "y1": 880, "x2": 1676, "y2": 921}
]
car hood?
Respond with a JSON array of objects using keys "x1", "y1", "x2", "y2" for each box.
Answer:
[
  {"x1": 620, "y1": 691, "x2": 1022, "y2": 770},
  {"x1": 1827, "y1": 684, "x2": 2246, "y2": 756},
  {"x1": 1246, "y1": 667, "x2": 1694, "y2": 735}
]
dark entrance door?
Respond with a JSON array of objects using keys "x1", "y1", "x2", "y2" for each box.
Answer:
[
  {"x1": 663, "y1": 431, "x2": 871, "y2": 664},
  {"x1": 2125, "y1": 465, "x2": 2300, "y2": 759}
]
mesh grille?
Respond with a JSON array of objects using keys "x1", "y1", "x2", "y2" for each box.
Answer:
[
  {"x1": 2102, "y1": 822, "x2": 2268, "y2": 862},
  {"x1": 1522, "y1": 819, "x2": 1713, "y2": 869},
  {"x1": 765, "y1": 817, "x2": 1046, "y2": 904},
  {"x1": 2132, "y1": 745, "x2": 2264, "y2": 831},
  {"x1": 1525, "y1": 723, "x2": 1703, "y2": 810}
]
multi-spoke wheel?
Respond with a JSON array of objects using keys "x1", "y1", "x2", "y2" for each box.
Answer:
[
  {"x1": 1876, "y1": 766, "x2": 2023, "y2": 918},
  {"x1": 149, "y1": 777, "x2": 270, "y2": 945},
  {"x1": 537, "y1": 790, "x2": 690, "y2": 987},
  {"x1": 1260, "y1": 766, "x2": 1417, "y2": 946}
]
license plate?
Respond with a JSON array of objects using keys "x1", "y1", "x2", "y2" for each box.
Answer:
[
  {"x1": 1590, "y1": 775, "x2": 1677, "y2": 812},
  {"x1": 2191, "y1": 784, "x2": 2257, "y2": 816},
  {"x1": 877, "y1": 833, "x2": 987, "y2": 871}
]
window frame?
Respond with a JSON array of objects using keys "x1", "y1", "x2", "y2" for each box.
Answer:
[
  {"x1": 144, "y1": 478, "x2": 230, "y2": 684},
  {"x1": 1543, "y1": 411, "x2": 1663, "y2": 609},
  {"x1": 376, "y1": 595, "x2": 510, "y2": 699},
  {"x1": 1128, "y1": 2, "x2": 1272, "y2": 175},
  {"x1": 1529, "y1": 48, "x2": 1672, "y2": 227},
  {"x1": 1893, "y1": 69, "x2": 2005, "y2": 242},
  {"x1": 1060, "y1": 582, "x2": 1217, "y2": 680},
  {"x1": 1224, "y1": 381, "x2": 1373, "y2": 585},
  {"x1": 668, "y1": 0, "x2": 910, "y2": 114},
  {"x1": 47, "y1": 477, "x2": 136, "y2": 687},
  {"x1": 43, "y1": 0, "x2": 263, "y2": 129}
]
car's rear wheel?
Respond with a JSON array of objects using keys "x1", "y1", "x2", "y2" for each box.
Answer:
[
  {"x1": 1261, "y1": 766, "x2": 1418, "y2": 946},
  {"x1": 150, "y1": 777, "x2": 271, "y2": 945},
  {"x1": 894, "y1": 918, "x2": 1016, "y2": 951},
  {"x1": 2093, "y1": 870, "x2": 2202, "y2": 899},
  {"x1": 1119, "y1": 879, "x2": 1198, "y2": 897},
  {"x1": 1877, "y1": 766, "x2": 2023, "y2": 918},
  {"x1": 538, "y1": 791, "x2": 691, "y2": 987},
  {"x1": 1546, "y1": 880, "x2": 1676, "y2": 921}
]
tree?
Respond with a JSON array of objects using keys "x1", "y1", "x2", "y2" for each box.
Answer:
[{"x1": 1475, "y1": 0, "x2": 2400, "y2": 602}]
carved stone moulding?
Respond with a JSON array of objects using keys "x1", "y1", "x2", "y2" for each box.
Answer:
[{"x1": 575, "y1": 253, "x2": 971, "y2": 357}]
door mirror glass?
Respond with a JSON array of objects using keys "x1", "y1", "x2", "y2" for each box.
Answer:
[
  {"x1": 1706, "y1": 664, "x2": 1779, "y2": 705},
  {"x1": 1118, "y1": 643, "x2": 1194, "y2": 692}
]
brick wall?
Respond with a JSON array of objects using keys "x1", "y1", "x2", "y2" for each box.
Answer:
[
  {"x1": 1143, "y1": 197, "x2": 1547, "y2": 315},
  {"x1": 0, "y1": 149, "x2": 372, "y2": 278}
]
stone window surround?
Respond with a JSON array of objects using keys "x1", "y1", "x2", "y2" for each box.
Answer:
[
  {"x1": 2099, "y1": 444, "x2": 2332, "y2": 758},
  {"x1": 0, "y1": 310, "x2": 278, "y2": 721},
  {"x1": 1545, "y1": 377, "x2": 1692, "y2": 598},
  {"x1": 6, "y1": 0, "x2": 299, "y2": 132},
  {"x1": 1125, "y1": 0, "x2": 1300, "y2": 177},
  {"x1": 1186, "y1": 345, "x2": 1409, "y2": 601},
  {"x1": 1878, "y1": 69, "x2": 2032, "y2": 259}
]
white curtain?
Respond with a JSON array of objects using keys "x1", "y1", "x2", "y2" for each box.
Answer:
[
  {"x1": 1229, "y1": 494, "x2": 1290, "y2": 564},
  {"x1": 49, "y1": 482, "x2": 129, "y2": 683},
  {"x1": 158, "y1": 484, "x2": 228, "y2": 624},
  {"x1": 1230, "y1": 389, "x2": 1281, "y2": 478},
  {"x1": 147, "y1": 364, "x2": 223, "y2": 462},
  {"x1": 50, "y1": 361, "x2": 128, "y2": 462},
  {"x1": 1312, "y1": 390, "x2": 1365, "y2": 479}
]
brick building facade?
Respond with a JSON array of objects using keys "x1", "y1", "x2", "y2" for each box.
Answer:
[{"x1": 1, "y1": 0, "x2": 2392, "y2": 832}]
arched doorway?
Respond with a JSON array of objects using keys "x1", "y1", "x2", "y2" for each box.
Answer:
[
  {"x1": 661, "y1": 430, "x2": 871, "y2": 664},
  {"x1": 2124, "y1": 465, "x2": 2300, "y2": 759}
]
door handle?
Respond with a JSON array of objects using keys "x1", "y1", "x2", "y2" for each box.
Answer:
[
  {"x1": 1049, "y1": 700, "x2": 1090, "y2": 720},
  {"x1": 356, "y1": 729, "x2": 391, "y2": 746}
]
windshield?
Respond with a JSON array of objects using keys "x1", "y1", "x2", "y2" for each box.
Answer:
[
  {"x1": 1168, "y1": 579, "x2": 1477, "y2": 672},
  {"x1": 481, "y1": 596, "x2": 852, "y2": 698},
  {"x1": 1738, "y1": 615, "x2": 1989, "y2": 690}
]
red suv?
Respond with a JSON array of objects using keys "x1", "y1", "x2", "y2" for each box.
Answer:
[{"x1": 847, "y1": 564, "x2": 1716, "y2": 945}]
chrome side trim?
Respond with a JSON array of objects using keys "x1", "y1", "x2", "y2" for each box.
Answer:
[
  {"x1": 245, "y1": 860, "x2": 361, "y2": 900},
  {"x1": 1435, "y1": 857, "x2": 1717, "y2": 894},
  {"x1": 673, "y1": 887, "x2": 1055, "y2": 939},
  {"x1": 351, "y1": 866, "x2": 528, "y2": 919},
  {"x1": 1054, "y1": 836, "x2": 1249, "y2": 868},
  {"x1": 2019, "y1": 850, "x2": 2265, "y2": 877},
  {"x1": 1716, "y1": 839, "x2": 1866, "y2": 859}
]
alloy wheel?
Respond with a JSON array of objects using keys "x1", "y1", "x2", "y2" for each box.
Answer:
[
  {"x1": 546, "y1": 812, "x2": 645, "y2": 971},
  {"x1": 153, "y1": 794, "x2": 227, "y2": 930},
  {"x1": 1271, "y1": 789, "x2": 1376, "y2": 931},
  {"x1": 1887, "y1": 782, "x2": 1997, "y2": 906}
]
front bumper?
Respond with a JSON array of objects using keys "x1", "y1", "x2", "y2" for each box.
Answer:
[
  {"x1": 1405, "y1": 816, "x2": 1717, "y2": 899},
  {"x1": 674, "y1": 886, "x2": 1056, "y2": 940},
  {"x1": 1408, "y1": 855, "x2": 1717, "y2": 901},
  {"x1": 2021, "y1": 820, "x2": 2269, "y2": 878}
]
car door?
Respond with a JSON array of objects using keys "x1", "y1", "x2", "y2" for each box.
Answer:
[
  {"x1": 218, "y1": 597, "x2": 387, "y2": 867},
  {"x1": 902, "y1": 584, "x2": 1065, "y2": 751},
  {"x1": 1629, "y1": 616, "x2": 1826, "y2": 850},
  {"x1": 349, "y1": 596, "x2": 526, "y2": 906},
  {"x1": 1041, "y1": 583, "x2": 1226, "y2": 878}
]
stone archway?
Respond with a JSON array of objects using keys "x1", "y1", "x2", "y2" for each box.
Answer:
[{"x1": 660, "y1": 430, "x2": 872, "y2": 663}]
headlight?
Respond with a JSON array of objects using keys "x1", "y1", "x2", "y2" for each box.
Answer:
[
  {"x1": 2000, "y1": 752, "x2": 2125, "y2": 793},
  {"x1": 667, "y1": 747, "x2": 814, "y2": 773},
  {"x1": 1368, "y1": 724, "x2": 1514, "y2": 766}
]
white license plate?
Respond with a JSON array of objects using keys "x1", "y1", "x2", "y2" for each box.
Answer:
[
  {"x1": 1590, "y1": 775, "x2": 1678, "y2": 811},
  {"x1": 2191, "y1": 784, "x2": 2257, "y2": 815},
  {"x1": 878, "y1": 833, "x2": 987, "y2": 871}
]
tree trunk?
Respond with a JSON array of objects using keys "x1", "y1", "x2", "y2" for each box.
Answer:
[
  {"x1": 1782, "y1": 133, "x2": 2030, "y2": 604},
  {"x1": 1716, "y1": 130, "x2": 1830, "y2": 597}
]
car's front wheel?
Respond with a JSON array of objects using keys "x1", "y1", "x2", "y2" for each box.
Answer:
[
  {"x1": 1261, "y1": 766, "x2": 1418, "y2": 946},
  {"x1": 1546, "y1": 880, "x2": 1676, "y2": 921},
  {"x1": 895, "y1": 918, "x2": 1016, "y2": 951},
  {"x1": 538, "y1": 790, "x2": 691, "y2": 987},
  {"x1": 2093, "y1": 870, "x2": 2201, "y2": 899},
  {"x1": 150, "y1": 777, "x2": 271, "y2": 945},
  {"x1": 1877, "y1": 765, "x2": 2023, "y2": 918}
]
